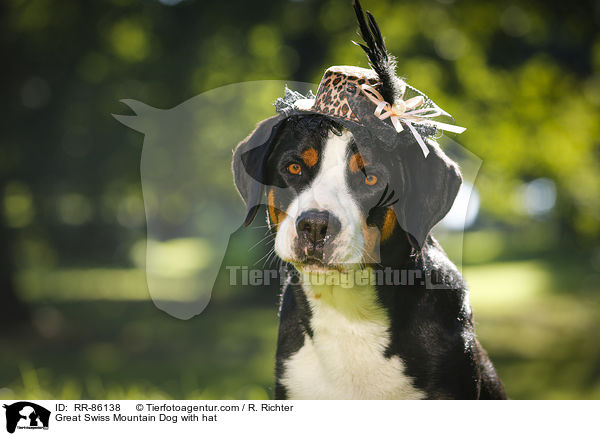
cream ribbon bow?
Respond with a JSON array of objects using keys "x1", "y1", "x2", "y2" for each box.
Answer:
[{"x1": 360, "y1": 83, "x2": 466, "y2": 158}]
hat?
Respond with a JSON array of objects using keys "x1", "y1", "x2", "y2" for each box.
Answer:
[{"x1": 273, "y1": 0, "x2": 465, "y2": 158}]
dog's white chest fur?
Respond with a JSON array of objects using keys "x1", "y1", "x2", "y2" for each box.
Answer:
[{"x1": 281, "y1": 270, "x2": 425, "y2": 399}]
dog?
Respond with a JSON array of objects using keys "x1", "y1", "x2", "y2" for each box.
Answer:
[{"x1": 232, "y1": 0, "x2": 506, "y2": 400}]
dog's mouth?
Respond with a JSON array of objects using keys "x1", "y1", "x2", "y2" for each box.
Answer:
[
  {"x1": 306, "y1": 258, "x2": 342, "y2": 272},
  {"x1": 293, "y1": 256, "x2": 347, "y2": 273}
]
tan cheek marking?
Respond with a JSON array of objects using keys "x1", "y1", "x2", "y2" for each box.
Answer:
[
  {"x1": 380, "y1": 209, "x2": 397, "y2": 242},
  {"x1": 268, "y1": 189, "x2": 287, "y2": 229},
  {"x1": 362, "y1": 221, "x2": 380, "y2": 263},
  {"x1": 301, "y1": 147, "x2": 319, "y2": 168},
  {"x1": 349, "y1": 153, "x2": 367, "y2": 173}
]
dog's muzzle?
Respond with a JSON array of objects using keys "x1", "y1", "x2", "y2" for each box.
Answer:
[{"x1": 295, "y1": 209, "x2": 341, "y2": 263}]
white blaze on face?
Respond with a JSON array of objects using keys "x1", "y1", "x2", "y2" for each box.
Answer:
[{"x1": 274, "y1": 130, "x2": 364, "y2": 267}]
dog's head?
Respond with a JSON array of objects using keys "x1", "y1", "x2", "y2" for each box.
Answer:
[
  {"x1": 232, "y1": 114, "x2": 461, "y2": 272},
  {"x1": 232, "y1": 0, "x2": 463, "y2": 273}
]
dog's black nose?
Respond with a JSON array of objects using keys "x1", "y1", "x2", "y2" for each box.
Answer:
[{"x1": 296, "y1": 209, "x2": 341, "y2": 259}]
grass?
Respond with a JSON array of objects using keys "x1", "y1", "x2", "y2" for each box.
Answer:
[
  {"x1": 0, "y1": 296, "x2": 278, "y2": 400},
  {"x1": 1, "y1": 256, "x2": 599, "y2": 400},
  {"x1": 465, "y1": 260, "x2": 600, "y2": 399}
]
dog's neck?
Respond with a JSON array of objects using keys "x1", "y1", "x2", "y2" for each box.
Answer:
[
  {"x1": 300, "y1": 267, "x2": 374, "y2": 294},
  {"x1": 378, "y1": 229, "x2": 421, "y2": 269},
  {"x1": 297, "y1": 267, "x2": 389, "y2": 326},
  {"x1": 297, "y1": 267, "x2": 390, "y2": 319}
]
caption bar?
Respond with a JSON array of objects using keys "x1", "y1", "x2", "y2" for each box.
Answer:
[{"x1": 1, "y1": 400, "x2": 594, "y2": 436}]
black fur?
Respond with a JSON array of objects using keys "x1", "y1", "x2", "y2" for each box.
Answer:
[
  {"x1": 273, "y1": 279, "x2": 313, "y2": 400},
  {"x1": 374, "y1": 233, "x2": 506, "y2": 399},
  {"x1": 233, "y1": 115, "x2": 285, "y2": 226},
  {"x1": 391, "y1": 135, "x2": 462, "y2": 250}
]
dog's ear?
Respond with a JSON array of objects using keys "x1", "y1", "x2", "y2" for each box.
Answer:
[
  {"x1": 233, "y1": 115, "x2": 284, "y2": 226},
  {"x1": 392, "y1": 138, "x2": 462, "y2": 250}
]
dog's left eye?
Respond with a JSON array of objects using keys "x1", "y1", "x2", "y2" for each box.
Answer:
[
  {"x1": 365, "y1": 174, "x2": 378, "y2": 186},
  {"x1": 288, "y1": 163, "x2": 302, "y2": 175}
]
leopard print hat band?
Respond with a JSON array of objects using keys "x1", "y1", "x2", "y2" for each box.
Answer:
[{"x1": 309, "y1": 66, "x2": 379, "y2": 123}]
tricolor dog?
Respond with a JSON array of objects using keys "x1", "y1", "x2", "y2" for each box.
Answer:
[{"x1": 233, "y1": 1, "x2": 506, "y2": 400}]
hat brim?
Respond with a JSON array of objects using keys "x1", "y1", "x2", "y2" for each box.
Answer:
[{"x1": 294, "y1": 105, "x2": 405, "y2": 152}]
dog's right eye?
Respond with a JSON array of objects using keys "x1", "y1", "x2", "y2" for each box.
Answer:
[
  {"x1": 365, "y1": 174, "x2": 378, "y2": 186},
  {"x1": 287, "y1": 163, "x2": 302, "y2": 175}
]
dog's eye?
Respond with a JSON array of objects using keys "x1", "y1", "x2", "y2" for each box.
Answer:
[
  {"x1": 365, "y1": 174, "x2": 378, "y2": 186},
  {"x1": 288, "y1": 163, "x2": 302, "y2": 175}
]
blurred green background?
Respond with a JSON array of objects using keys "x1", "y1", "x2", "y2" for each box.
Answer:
[{"x1": 1, "y1": 0, "x2": 600, "y2": 400}]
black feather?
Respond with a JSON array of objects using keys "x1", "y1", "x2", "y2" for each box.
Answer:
[{"x1": 352, "y1": 0, "x2": 402, "y2": 104}]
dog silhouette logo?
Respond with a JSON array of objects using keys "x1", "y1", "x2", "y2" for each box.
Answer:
[{"x1": 3, "y1": 402, "x2": 50, "y2": 434}]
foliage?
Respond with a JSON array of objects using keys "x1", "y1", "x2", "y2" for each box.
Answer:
[{"x1": 1, "y1": 0, "x2": 599, "y2": 400}]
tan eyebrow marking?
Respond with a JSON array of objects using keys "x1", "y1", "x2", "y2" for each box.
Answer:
[
  {"x1": 301, "y1": 147, "x2": 319, "y2": 168},
  {"x1": 349, "y1": 153, "x2": 367, "y2": 173},
  {"x1": 380, "y1": 209, "x2": 396, "y2": 242}
]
